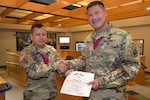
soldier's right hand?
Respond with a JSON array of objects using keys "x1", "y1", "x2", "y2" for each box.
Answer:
[{"x1": 58, "y1": 60, "x2": 68, "y2": 73}]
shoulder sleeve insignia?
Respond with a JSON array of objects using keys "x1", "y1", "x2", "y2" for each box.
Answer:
[{"x1": 130, "y1": 43, "x2": 138, "y2": 58}]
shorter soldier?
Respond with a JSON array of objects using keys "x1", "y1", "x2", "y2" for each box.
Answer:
[
  {"x1": 57, "y1": 1, "x2": 140, "y2": 100},
  {"x1": 19, "y1": 23, "x2": 60, "y2": 100}
]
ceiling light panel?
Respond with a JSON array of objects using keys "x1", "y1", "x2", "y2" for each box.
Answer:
[
  {"x1": 7, "y1": 9, "x2": 32, "y2": 18},
  {"x1": 33, "y1": 14, "x2": 54, "y2": 20},
  {"x1": 72, "y1": 4, "x2": 82, "y2": 8}
]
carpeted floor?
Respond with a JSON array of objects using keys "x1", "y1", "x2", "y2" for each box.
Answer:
[{"x1": 127, "y1": 90, "x2": 150, "y2": 100}]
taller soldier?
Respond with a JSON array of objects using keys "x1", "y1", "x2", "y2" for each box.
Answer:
[{"x1": 56, "y1": 1, "x2": 140, "y2": 100}]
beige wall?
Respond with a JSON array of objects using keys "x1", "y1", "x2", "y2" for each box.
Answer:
[{"x1": 72, "y1": 31, "x2": 91, "y2": 50}]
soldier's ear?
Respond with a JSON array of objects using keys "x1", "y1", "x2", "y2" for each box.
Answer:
[{"x1": 30, "y1": 34, "x2": 33, "y2": 41}]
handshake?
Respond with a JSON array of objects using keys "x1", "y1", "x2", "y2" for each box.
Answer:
[{"x1": 57, "y1": 60, "x2": 74, "y2": 76}]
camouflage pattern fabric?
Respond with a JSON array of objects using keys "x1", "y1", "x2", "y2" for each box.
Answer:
[
  {"x1": 65, "y1": 23, "x2": 140, "y2": 100},
  {"x1": 20, "y1": 44, "x2": 60, "y2": 100}
]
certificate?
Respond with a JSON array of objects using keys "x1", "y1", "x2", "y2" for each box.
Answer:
[{"x1": 60, "y1": 71, "x2": 95, "y2": 97}]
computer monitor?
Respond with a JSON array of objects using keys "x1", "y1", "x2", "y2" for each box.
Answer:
[
  {"x1": 75, "y1": 41, "x2": 84, "y2": 51},
  {"x1": 59, "y1": 36, "x2": 70, "y2": 44}
]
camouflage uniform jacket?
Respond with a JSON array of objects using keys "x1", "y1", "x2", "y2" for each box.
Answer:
[
  {"x1": 64, "y1": 23, "x2": 140, "y2": 100},
  {"x1": 20, "y1": 44, "x2": 60, "y2": 100}
]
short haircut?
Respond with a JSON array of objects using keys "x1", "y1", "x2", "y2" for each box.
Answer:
[
  {"x1": 31, "y1": 23, "x2": 44, "y2": 34},
  {"x1": 87, "y1": 1, "x2": 105, "y2": 10}
]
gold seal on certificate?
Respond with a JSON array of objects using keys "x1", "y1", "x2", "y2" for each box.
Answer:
[{"x1": 60, "y1": 71, "x2": 95, "y2": 97}]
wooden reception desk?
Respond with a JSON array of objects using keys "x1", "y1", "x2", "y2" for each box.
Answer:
[
  {"x1": 5, "y1": 51, "x2": 145, "y2": 100},
  {"x1": 0, "y1": 76, "x2": 7, "y2": 100}
]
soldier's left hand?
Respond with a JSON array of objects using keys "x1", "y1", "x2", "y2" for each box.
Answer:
[{"x1": 65, "y1": 69, "x2": 74, "y2": 76}]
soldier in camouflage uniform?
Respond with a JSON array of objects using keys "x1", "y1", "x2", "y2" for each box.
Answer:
[
  {"x1": 19, "y1": 23, "x2": 60, "y2": 100},
  {"x1": 56, "y1": 1, "x2": 140, "y2": 100}
]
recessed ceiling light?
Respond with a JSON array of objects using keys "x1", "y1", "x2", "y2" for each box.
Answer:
[{"x1": 58, "y1": 24, "x2": 61, "y2": 27}]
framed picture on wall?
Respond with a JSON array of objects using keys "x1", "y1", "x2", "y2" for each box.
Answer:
[
  {"x1": 47, "y1": 33, "x2": 56, "y2": 49},
  {"x1": 133, "y1": 39, "x2": 144, "y2": 55},
  {"x1": 16, "y1": 32, "x2": 31, "y2": 51}
]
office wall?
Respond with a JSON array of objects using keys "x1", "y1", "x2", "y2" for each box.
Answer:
[{"x1": 72, "y1": 31, "x2": 91, "y2": 50}]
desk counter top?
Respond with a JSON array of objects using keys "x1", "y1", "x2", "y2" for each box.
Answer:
[{"x1": 0, "y1": 76, "x2": 6, "y2": 85}]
